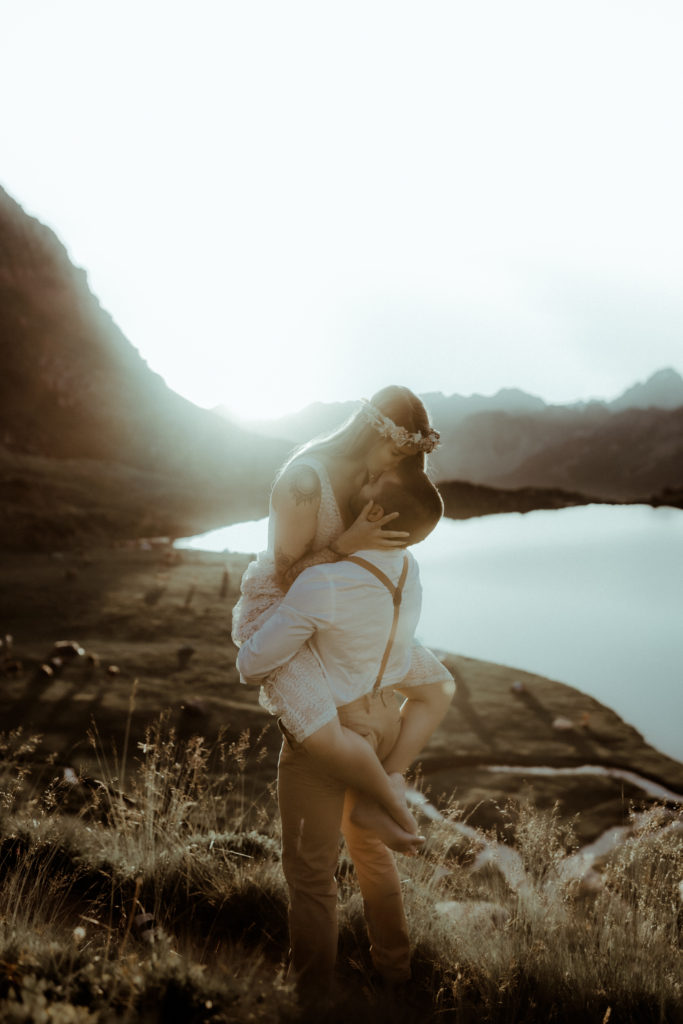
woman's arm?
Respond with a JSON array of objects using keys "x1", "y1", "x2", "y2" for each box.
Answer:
[
  {"x1": 277, "y1": 545, "x2": 345, "y2": 590},
  {"x1": 271, "y1": 464, "x2": 325, "y2": 589},
  {"x1": 276, "y1": 510, "x2": 410, "y2": 587},
  {"x1": 273, "y1": 470, "x2": 409, "y2": 589}
]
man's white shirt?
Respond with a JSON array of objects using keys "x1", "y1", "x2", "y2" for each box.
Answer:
[{"x1": 236, "y1": 549, "x2": 422, "y2": 706}]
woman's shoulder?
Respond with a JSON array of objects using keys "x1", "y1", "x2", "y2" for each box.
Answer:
[{"x1": 272, "y1": 459, "x2": 323, "y2": 510}]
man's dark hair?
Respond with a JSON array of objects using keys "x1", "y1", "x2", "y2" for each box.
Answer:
[{"x1": 375, "y1": 469, "x2": 443, "y2": 545}]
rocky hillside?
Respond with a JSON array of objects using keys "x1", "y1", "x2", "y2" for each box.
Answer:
[
  {"x1": 490, "y1": 404, "x2": 683, "y2": 501},
  {"x1": 0, "y1": 187, "x2": 288, "y2": 549}
]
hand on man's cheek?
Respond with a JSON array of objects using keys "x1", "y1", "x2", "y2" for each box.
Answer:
[{"x1": 367, "y1": 504, "x2": 385, "y2": 523}]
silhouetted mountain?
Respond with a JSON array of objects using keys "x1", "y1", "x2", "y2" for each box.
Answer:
[
  {"x1": 609, "y1": 367, "x2": 683, "y2": 412},
  {"x1": 217, "y1": 386, "x2": 549, "y2": 443},
  {"x1": 428, "y1": 396, "x2": 683, "y2": 502},
  {"x1": 428, "y1": 403, "x2": 610, "y2": 483},
  {"x1": 491, "y1": 405, "x2": 683, "y2": 501},
  {"x1": 0, "y1": 186, "x2": 288, "y2": 549},
  {"x1": 426, "y1": 404, "x2": 608, "y2": 482},
  {"x1": 223, "y1": 373, "x2": 683, "y2": 504},
  {"x1": 421, "y1": 387, "x2": 547, "y2": 424},
  {"x1": 3, "y1": 180, "x2": 681, "y2": 551}
]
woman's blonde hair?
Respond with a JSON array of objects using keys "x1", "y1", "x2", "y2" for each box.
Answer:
[{"x1": 280, "y1": 385, "x2": 434, "y2": 476}]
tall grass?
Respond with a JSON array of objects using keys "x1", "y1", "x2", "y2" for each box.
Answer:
[
  {"x1": 403, "y1": 801, "x2": 683, "y2": 1022},
  {"x1": 1, "y1": 721, "x2": 681, "y2": 1023}
]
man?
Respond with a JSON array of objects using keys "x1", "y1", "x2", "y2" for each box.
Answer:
[{"x1": 237, "y1": 468, "x2": 455, "y2": 999}]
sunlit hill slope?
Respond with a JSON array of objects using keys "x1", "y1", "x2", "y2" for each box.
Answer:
[
  {"x1": 0, "y1": 186, "x2": 289, "y2": 549},
  {"x1": 2, "y1": 183, "x2": 682, "y2": 551}
]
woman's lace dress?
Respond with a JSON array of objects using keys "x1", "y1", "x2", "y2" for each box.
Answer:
[{"x1": 232, "y1": 455, "x2": 454, "y2": 742}]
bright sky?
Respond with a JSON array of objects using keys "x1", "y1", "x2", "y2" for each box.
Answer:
[{"x1": 2, "y1": 1, "x2": 683, "y2": 419}]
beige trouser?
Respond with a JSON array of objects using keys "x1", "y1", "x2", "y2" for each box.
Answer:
[{"x1": 277, "y1": 689, "x2": 411, "y2": 994}]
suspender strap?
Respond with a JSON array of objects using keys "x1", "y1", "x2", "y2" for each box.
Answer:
[{"x1": 346, "y1": 554, "x2": 409, "y2": 692}]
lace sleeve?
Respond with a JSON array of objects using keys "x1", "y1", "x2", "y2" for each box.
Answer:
[
  {"x1": 277, "y1": 545, "x2": 344, "y2": 588},
  {"x1": 259, "y1": 644, "x2": 339, "y2": 743},
  {"x1": 398, "y1": 640, "x2": 455, "y2": 689}
]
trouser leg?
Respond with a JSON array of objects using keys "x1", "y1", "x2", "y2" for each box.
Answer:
[
  {"x1": 277, "y1": 739, "x2": 346, "y2": 995},
  {"x1": 338, "y1": 692, "x2": 411, "y2": 982},
  {"x1": 342, "y1": 793, "x2": 411, "y2": 981}
]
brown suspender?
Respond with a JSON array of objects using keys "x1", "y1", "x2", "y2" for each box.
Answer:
[{"x1": 346, "y1": 554, "x2": 409, "y2": 693}]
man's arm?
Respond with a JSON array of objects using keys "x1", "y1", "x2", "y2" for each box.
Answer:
[{"x1": 236, "y1": 570, "x2": 333, "y2": 683}]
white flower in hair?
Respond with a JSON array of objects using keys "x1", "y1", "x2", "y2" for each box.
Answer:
[{"x1": 360, "y1": 399, "x2": 441, "y2": 453}]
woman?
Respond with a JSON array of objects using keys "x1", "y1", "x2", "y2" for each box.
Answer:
[{"x1": 232, "y1": 385, "x2": 454, "y2": 843}]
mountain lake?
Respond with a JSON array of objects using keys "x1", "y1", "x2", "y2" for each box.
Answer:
[{"x1": 177, "y1": 504, "x2": 683, "y2": 764}]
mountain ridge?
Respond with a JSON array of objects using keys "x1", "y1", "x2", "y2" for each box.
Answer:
[
  {"x1": 2, "y1": 182, "x2": 681, "y2": 551},
  {"x1": 220, "y1": 370, "x2": 683, "y2": 502},
  {"x1": 0, "y1": 185, "x2": 289, "y2": 548},
  {"x1": 220, "y1": 367, "x2": 683, "y2": 439}
]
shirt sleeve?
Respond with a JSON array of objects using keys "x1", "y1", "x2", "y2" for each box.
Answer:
[{"x1": 236, "y1": 568, "x2": 335, "y2": 683}]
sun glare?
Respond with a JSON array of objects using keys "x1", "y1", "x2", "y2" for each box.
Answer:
[{"x1": 2, "y1": 2, "x2": 683, "y2": 415}]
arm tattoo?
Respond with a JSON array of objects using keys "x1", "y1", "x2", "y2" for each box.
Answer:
[
  {"x1": 275, "y1": 545, "x2": 343, "y2": 590},
  {"x1": 275, "y1": 546, "x2": 300, "y2": 585},
  {"x1": 287, "y1": 465, "x2": 322, "y2": 506}
]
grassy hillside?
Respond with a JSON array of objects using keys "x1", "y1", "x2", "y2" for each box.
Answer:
[
  {"x1": 1, "y1": 702, "x2": 681, "y2": 1022},
  {"x1": 1, "y1": 547, "x2": 682, "y2": 1021}
]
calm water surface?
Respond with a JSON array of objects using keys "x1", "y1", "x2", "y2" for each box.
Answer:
[{"x1": 178, "y1": 505, "x2": 683, "y2": 762}]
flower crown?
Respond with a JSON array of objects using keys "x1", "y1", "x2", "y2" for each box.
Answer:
[{"x1": 359, "y1": 399, "x2": 441, "y2": 453}]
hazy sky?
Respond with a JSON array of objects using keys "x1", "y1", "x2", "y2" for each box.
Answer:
[{"x1": 2, "y1": 1, "x2": 683, "y2": 418}]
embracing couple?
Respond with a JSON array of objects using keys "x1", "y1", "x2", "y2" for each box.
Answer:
[{"x1": 232, "y1": 386, "x2": 455, "y2": 1005}]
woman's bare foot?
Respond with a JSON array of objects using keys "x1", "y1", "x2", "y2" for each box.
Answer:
[
  {"x1": 349, "y1": 774, "x2": 425, "y2": 854},
  {"x1": 350, "y1": 795, "x2": 424, "y2": 853}
]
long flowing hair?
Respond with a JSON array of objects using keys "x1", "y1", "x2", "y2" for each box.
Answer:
[{"x1": 278, "y1": 385, "x2": 435, "y2": 479}]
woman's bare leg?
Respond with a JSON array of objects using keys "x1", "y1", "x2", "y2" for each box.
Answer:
[
  {"x1": 300, "y1": 719, "x2": 423, "y2": 853},
  {"x1": 347, "y1": 680, "x2": 456, "y2": 844},
  {"x1": 383, "y1": 679, "x2": 456, "y2": 775}
]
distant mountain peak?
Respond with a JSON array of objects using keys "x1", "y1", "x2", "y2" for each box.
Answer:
[
  {"x1": 493, "y1": 386, "x2": 539, "y2": 398},
  {"x1": 611, "y1": 367, "x2": 683, "y2": 411}
]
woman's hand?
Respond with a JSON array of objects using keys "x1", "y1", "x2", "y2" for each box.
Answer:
[{"x1": 334, "y1": 501, "x2": 410, "y2": 554}]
